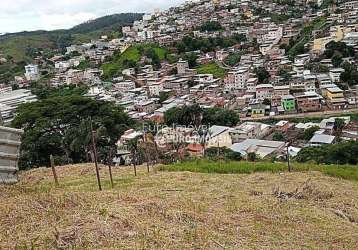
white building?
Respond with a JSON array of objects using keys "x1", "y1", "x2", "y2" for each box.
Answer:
[
  {"x1": 329, "y1": 68, "x2": 345, "y2": 83},
  {"x1": 24, "y1": 64, "x2": 40, "y2": 81},
  {"x1": 55, "y1": 61, "x2": 70, "y2": 72},
  {"x1": 148, "y1": 82, "x2": 164, "y2": 96},
  {"x1": 225, "y1": 68, "x2": 249, "y2": 90}
]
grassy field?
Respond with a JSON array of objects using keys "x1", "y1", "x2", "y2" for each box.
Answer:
[
  {"x1": 196, "y1": 62, "x2": 228, "y2": 79},
  {"x1": 101, "y1": 44, "x2": 168, "y2": 79},
  {"x1": 160, "y1": 160, "x2": 358, "y2": 182},
  {"x1": 0, "y1": 163, "x2": 357, "y2": 249},
  {"x1": 0, "y1": 34, "x2": 55, "y2": 61}
]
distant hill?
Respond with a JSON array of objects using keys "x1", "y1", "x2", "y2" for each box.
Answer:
[
  {"x1": 70, "y1": 13, "x2": 143, "y2": 34},
  {"x1": 0, "y1": 13, "x2": 144, "y2": 62}
]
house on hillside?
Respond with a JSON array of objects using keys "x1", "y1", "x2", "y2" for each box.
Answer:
[
  {"x1": 207, "y1": 125, "x2": 233, "y2": 148},
  {"x1": 230, "y1": 139, "x2": 285, "y2": 159},
  {"x1": 308, "y1": 134, "x2": 336, "y2": 147}
]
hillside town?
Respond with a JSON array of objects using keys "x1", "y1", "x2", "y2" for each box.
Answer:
[
  {"x1": 1, "y1": 1, "x2": 358, "y2": 248},
  {"x1": 0, "y1": 0, "x2": 357, "y2": 163}
]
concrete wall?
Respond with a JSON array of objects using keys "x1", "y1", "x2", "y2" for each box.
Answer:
[{"x1": 0, "y1": 126, "x2": 23, "y2": 184}]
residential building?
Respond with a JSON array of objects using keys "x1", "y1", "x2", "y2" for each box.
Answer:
[
  {"x1": 308, "y1": 134, "x2": 336, "y2": 147},
  {"x1": 295, "y1": 92, "x2": 322, "y2": 112},
  {"x1": 207, "y1": 125, "x2": 233, "y2": 148},
  {"x1": 255, "y1": 84, "x2": 274, "y2": 99},
  {"x1": 24, "y1": 64, "x2": 40, "y2": 81},
  {"x1": 230, "y1": 139, "x2": 285, "y2": 159},
  {"x1": 281, "y1": 95, "x2": 296, "y2": 112},
  {"x1": 329, "y1": 68, "x2": 345, "y2": 83},
  {"x1": 326, "y1": 87, "x2": 347, "y2": 109}
]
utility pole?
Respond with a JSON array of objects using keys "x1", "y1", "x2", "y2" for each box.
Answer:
[
  {"x1": 287, "y1": 141, "x2": 292, "y2": 172},
  {"x1": 50, "y1": 154, "x2": 59, "y2": 186},
  {"x1": 108, "y1": 149, "x2": 114, "y2": 189},
  {"x1": 90, "y1": 119, "x2": 102, "y2": 191},
  {"x1": 143, "y1": 130, "x2": 150, "y2": 173}
]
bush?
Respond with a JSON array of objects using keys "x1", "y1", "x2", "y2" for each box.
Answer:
[
  {"x1": 205, "y1": 147, "x2": 242, "y2": 161},
  {"x1": 296, "y1": 141, "x2": 358, "y2": 165}
]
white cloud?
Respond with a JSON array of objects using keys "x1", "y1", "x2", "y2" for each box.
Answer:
[{"x1": 0, "y1": 0, "x2": 185, "y2": 33}]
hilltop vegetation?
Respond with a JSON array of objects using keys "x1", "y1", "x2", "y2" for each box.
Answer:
[
  {"x1": 0, "y1": 164, "x2": 357, "y2": 249},
  {"x1": 0, "y1": 13, "x2": 143, "y2": 62},
  {"x1": 101, "y1": 44, "x2": 168, "y2": 79},
  {"x1": 196, "y1": 62, "x2": 227, "y2": 79}
]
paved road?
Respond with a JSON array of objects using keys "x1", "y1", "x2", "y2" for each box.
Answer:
[{"x1": 241, "y1": 108, "x2": 358, "y2": 121}]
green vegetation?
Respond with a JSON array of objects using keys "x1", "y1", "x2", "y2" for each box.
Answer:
[
  {"x1": 175, "y1": 34, "x2": 246, "y2": 53},
  {"x1": 159, "y1": 159, "x2": 358, "y2": 182},
  {"x1": 205, "y1": 147, "x2": 242, "y2": 161},
  {"x1": 254, "y1": 67, "x2": 270, "y2": 84},
  {"x1": 101, "y1": 45, "x2": 141, "y2": 79},
  {"x1": 288, "y1": 16, "x2": 326, "y2": 58},
  {"x1": 12, "y1": 87, "x2": 132, "y2": 169},
  {"x1": 269, "y1": 13, "x2": 289, "y2": 24},
  {"x1": 272, "y1": 132, "x2": 286, "y2": 141},
  {"x1": 254, "y1": 112, "x2": 358, "y2": 125},
  {"x1": 0, "y1": 13, "x2": 143, "y2": 62},
  {"x1": 324, "y1": 41, "x2": 355, "y2": 67},
  {"x1": 224, "y1": 52, "x2": 243, "y2": 66},
  {"x1": 198, "y1": 21, "x2": 223, "y2": 32},
  {"x1": 101, "y1": 44, "x2": 168, "y2": 79},
  {"x1": 301, "y1": 126, "x2": 320, "y2": 140},
  {"x1": 75, "y1": 60, "x2": 96, "y2": 70},
  {"x1": 29, "y1": 83, "x2": 88, "y2": 100},
  {"x1": 71, "y1": 13, "x2": 143, "y2": 34},
  {"x1": 341, "y1": 62, "x2": 358, "y2": 87},
  {"x1": 164, "y1": 104, "x2": 240, "y2": 127},
  {"x1": 196, "y1": 62, "x2": 227, "y2": 78},
  {"x1": 0, "y1": 60, "x2": 26, "y2": 82},
  {"x1": 296, "y1": 141, "x2": 358, "y2": 165}
]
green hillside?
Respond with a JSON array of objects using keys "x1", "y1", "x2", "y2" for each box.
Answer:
[
  {"x1": 101, "y1": 44, "x2": 168, "y2": 79},
  {"x1": 0, "y1": 13, "x2": 143, "y2": 62},
  {"x1": 196, "y1": 62, "x2": 228, "y2": 78}
]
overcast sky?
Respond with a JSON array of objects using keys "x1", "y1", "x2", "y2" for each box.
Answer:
[{"x1": 0, "y1": 0, "x2": 186, "y2": 33}]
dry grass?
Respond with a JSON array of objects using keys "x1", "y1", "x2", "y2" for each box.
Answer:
[{"x1": 0, "y1": 164, "x2": 358, "y2": 249}]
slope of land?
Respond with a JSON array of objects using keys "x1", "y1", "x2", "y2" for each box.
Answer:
[
  {"x1": 101, "y1": 44, "x2": 168, "y2": 79},
  {"x1": 0, "y1": 13, "x2": 143, "y2": 62},
  {"x1": 0, "y1": 163, "x2": 357, "y2": 249}
]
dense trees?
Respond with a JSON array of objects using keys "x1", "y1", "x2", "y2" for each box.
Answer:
[
  {"x1": 182, "y1": 52, "x2": 198, "y2": 68},
  {"x1": 198, "y1": 21, "x2": 223, "y2": 32},
  {"x1": 273, "y1": 132, "x2": 286, "y2": 141},
  {"x1": 324, "y1": 41, "x2": 355, "y2": 59},
  {"x1": 205, "y1": 147, "x2": 242, "y2": 161},
  {"x1": 340, "y1": 62, "x2": 358, "y2": 87},
  {"x1": 254, "y1": 67, "x2": 270, "y2": 84},
  {"x1": 175, "y1": 34, "x2": 246, "y2": 53},
  {"x1": 296, "y1": 141, "x2": 358, "y2": 165},
  {"x1": 71, "y1": 13, "x2": 144, "y2": 34},
  {"x1": 301, "y1": 126, "x2": 320, "y2": 141},
  {"x1": 202, "y1": 107, "x2": 240, "y2": 127},
  {"x1": 12, "y1": 89, "x2": 132, "y2": 169},
  {"x1": 224, "y1": 53, "x2": 242, "y2": 66},
  {"x1": 164, "y1": 104, "x2": 240, "y2": 127}
]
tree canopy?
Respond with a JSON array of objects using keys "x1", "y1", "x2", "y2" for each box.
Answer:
[
  {"x1": 254, "y1": 67, "x2": 270, "y2": 84},
  {"x1": 12, "y1": 92, "x2": 132, "y2": 169},
  {"x1": 175, "y1": 34, "x2": 246, "y2": 53},
  {"x1": 198, "y1": 21, "x2": 223, "y2": 32},
  {"x1": 164, "y1": 104, "x2": 240, "y2": 127},
  {"x1": 296, "y1": 141, "x2": 358, "y2": 165}
]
